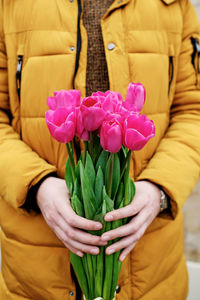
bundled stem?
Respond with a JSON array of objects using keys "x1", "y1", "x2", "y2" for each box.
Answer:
[
  {"x1": 66, "y1": 143, "x2": 75, "y2": 182},
  {"x1": 108, "y1": 153, "x2": 114, "y2": 198}
]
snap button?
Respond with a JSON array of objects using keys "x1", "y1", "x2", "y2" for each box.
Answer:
[
  {"x1": 69, "y1": 0, "x2": 73, "y2": 2},
  {"x1": 116, "y1": 285, "x2": 121, "y2": 293},
  {"x1": 69, "y1": 290, "x2": 74, "y2": 296},
  {"x1": 107, "y1": 43, "x2": 116, "y2": 51},
  {"x1": 118, "y1": 0, "x2": 123, "y2": 3},
  {"x1": 70, "y1": 46, "x2": 75, "y2": 52}
]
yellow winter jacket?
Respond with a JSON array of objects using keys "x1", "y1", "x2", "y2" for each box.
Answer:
[{"x1": 0, "y1": 0, "x2": 200, "y2": 299}]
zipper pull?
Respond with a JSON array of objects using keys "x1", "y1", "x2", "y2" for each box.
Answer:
[{"x1": 16, "y1": 55, "x2": 23, "y2": 101}]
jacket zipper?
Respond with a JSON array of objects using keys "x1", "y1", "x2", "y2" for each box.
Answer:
[
  {"x1": 168, "y1": 56, "x2": 174, "y2": 94},
  {"x1": 191, "y1": 37, "x2": 200, "y2": 85},
  {"x1": 72, "y1": 0, "x2": 82, "y2": 89},
  {"x1": 16, "y1": 55, "x2": 23, "y2": 101}
]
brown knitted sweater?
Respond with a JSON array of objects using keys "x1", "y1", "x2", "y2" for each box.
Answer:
[{"x1": 82, "y1": 0, "x2": 114, "y2": 96}]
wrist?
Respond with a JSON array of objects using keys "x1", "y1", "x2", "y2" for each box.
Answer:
[{"x1": 141, "y1": 180, "x2": 169, "y2": 213}]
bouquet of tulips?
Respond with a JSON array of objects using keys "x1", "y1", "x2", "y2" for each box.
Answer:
[{"x1": 45, "y1": 83, "x2": 155, "y2": 300}]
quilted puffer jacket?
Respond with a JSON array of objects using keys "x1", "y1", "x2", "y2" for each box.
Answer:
[{"x1": 0, "y1": 0, "x2": 200, "y2": 299}]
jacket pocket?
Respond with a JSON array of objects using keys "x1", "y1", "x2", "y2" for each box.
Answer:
[
  {"x1": 16, "y1": 44, "x2": 25, "y2": 102},
  {"x1": 168, "y1": 55, "x2": 174, "y2": 95},
  {"x1": 191, "y1": 37, "x2": 200, "y2": 89},
  {"x1": 16, "y1": 54, "x2": 23, "y2": 101}
]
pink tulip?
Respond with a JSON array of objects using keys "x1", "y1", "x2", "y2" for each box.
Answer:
[
  {"x1": 80, "y1": 96, "x2": 106, "y2": 131},
  {"x1": 75, "y1": 108, "x2": 89, "y2": 141},
  {"x1": 123, "y1": 83, "x2": 145, "y2": 112},
  {"x1": 102, "y1": 91, "x2": 123, "y2": 113},
  {"x1": 92, "y1": 90, "x2": 111, "y2": 98},
  {"x1": 124, "y1": 114, "x2": 155, "y2": 151},
  {"x1": 100, "y1": 119, "x2": 123, "y2": 153},
  {"x1": 45, "y1": 108, "x2": 76, "y2": 143},
  {"x1": 47, "y1": 89, "x2": 81, "y2": 110}
]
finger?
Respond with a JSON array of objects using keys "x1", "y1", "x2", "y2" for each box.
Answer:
[
  {"x1": 53, "y1": 226, "x2": 84, "y2": 257},
  {"x1": 105, "y1": 224, "x2": 147, "y2": 255},
  {"x1": 68, "y1": 238, "x2": 100, "y2": 255},
  {"x1": 119, "y1": 242, "x2": 137, "y2": 262},
  {"x1": 104, "y1": 198, "x2": 145, "y2": 222},
  {"x1": 57, "y1": 201, "x2": 103, "y2": 231},
  {"x1": 55, "y1": 216, "x2": 107, "y2": 246},
  {"x1": 101, "y1": 208, "x2": 147, "y2": 241}
]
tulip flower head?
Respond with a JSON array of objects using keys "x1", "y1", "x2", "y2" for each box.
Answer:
[
  {"x1": 124, "y1": 114, "x2": 155, "y2": 151},
  {"x1": 123, "y1": 82, "x2": 146, "y2": 112},
  {"x1": 100, "y1": 119, "x2": 123, "y2": 153},
  {"x1": 45, "y1": 108, "x2": 76, "y2": 143},
  {"x1": 47, "y1": 89, "x2": 81, "y2": 110},
  {"x1": 80, "y1": 96, "x2": 106, "y2": 131}
]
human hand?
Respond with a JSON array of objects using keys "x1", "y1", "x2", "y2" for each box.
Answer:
[
  {"x1": 37, "y1": 177, "x2": 106, "y2": 257},
  {"x1": 101, "y1": 181, "x2": 161, "y2": 261}
]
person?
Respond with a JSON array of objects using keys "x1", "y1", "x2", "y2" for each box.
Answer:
[{"x1": 0, "y1": 0, "x2": 200, "y2": 299}]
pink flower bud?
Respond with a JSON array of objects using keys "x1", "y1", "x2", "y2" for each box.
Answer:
[
  {"x1": 100, "y1": 119, "x2": 123, "y2": 153},
  {"x1": 123, "y1": 83, "x2": 146, "y2": 112},
  {"x1": 124, "y1": 114, "x2": 155, "y2": 151}
]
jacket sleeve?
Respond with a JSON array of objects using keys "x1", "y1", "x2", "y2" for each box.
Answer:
[
  {"x1": 0, "y1": 5, "x2": 56, "y2": 212},
  {"x1": 137, "y1": 1, "x2": 200, "y2": 219}
]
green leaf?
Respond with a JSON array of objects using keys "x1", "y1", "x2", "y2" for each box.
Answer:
[
  {"x1": 86, "y1": 253, "x2": 94, "y2": 299},
  {"x1": 80, "y1": 161, "x2": 97, "y2": 219},
  {"x1": 110, "y1": 200, "x2": 123, "y2": 299},
  {"x1": 128, "y1": 178, "x2": 136, "y2": 205},
  {"x1": 74, "y1": 178, "x2": 82, "y2": 201},
  {"x1": 82, "y1": 255, "x2": 91, "y2": 300},
  {"x1": 70, "y1": 193, "x2": 76, "y2": 213},
  {"x1": 74, "y1": 194, "x2": 84, "y2": 217},
  {"x1": 103, "y1": 221, "x2": 113, "y2": 300},
  {"x1": 95, "y1": 245, "x2": 104, "y2": 297},
  {"x1": 103, "y1": 186, "x2": 114, "y2": 213},
  {"x1": 95, "y1": 150, "x2": 109, "y2": 174},
  {"x1": 93, "y1": 199, "x2": 106, "y2": 236},
  {"x1": 115, "y1": 182, "x2": 124, "y2": 209},
  {"x1": 93, "y1": 134, "x2": 101, "y2": 163},
  {"x1": 70, "y1": 252, "x2": 89, "y2": 300},
  {"x1": 75, "y1": 160, "x2": 81, "y2": 183},
  {"x1": 105, "y1": 153, "x2": 120, "y2": 199},
  {"x1": 95, "y1": 166, "x2": 104, "y2": 210},
  {"x1": 85, "y1": 151, "x2": 96, "y2": 189},
  {"x1": 65, "y1": 158, "x2": 74, "y2": 195}
]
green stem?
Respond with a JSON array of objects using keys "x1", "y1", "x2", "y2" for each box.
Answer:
[
  {"x1": 120, "y1": 150, "x2": 132, "y2": 183},
  {"x1": 83, "y1": 141, "x2": 88, "y2": 166},
  {"x1": 66, "y1": 143, "x2": 75, "y2": 182},
  {"x1": 89, "y1": 132, "x2": 94, "y2": 161},
  {"x1": 124, "y1": 150, "x2": 132, "y2": 207},
  {"x1": 108, "y1": 153, "x2": 114, "y2": 198}
]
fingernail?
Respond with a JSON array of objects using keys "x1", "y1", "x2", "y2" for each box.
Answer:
[
  {"x1": 91, "y1": 248, "x2": 99, "y2": 255},
  {"x1": 105, "y1": 215, "x2": 113, "y2": 221},
  {"x1": 101, "y1": 235, "x2": 110, "y2": 241},
  {"x1": 76, "y1": 251, "x2": 83, "y2": 257},
  {"x1": 99, "y1": 241, "x2": 108, "y2": 246},
  {"x1": 107, "y1": 248, "x2": 115, "y2": 255},
  {"x1": 95, "y1": 223, "x2": 102, "y2": 229},
  {"x1": 120, "y1": 255, "x2": 126, "y2": 261}
]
